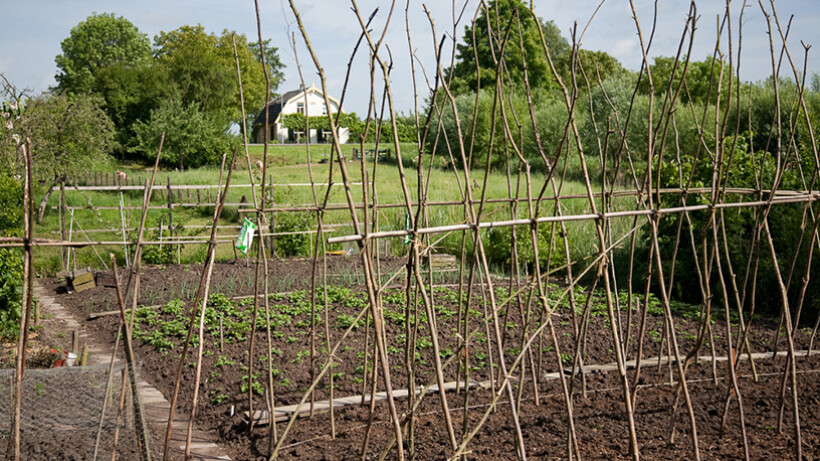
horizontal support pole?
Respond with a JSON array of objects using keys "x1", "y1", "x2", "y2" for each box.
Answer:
[
  {"x1": 61, "y1": 182, "x2": 362, "y2": 192},
  {"x1": 327, "y1": 194, "x2": 820, "y2": 244},
  {"x1": 47, "y1": 223, "x2": 352, "y2": 234},
  {"x1": 241, "y1": 188, "x2": 817, "y2": 214},
  {"x1": 0, "y1": 230, "x2": 339, "y2": 248}
]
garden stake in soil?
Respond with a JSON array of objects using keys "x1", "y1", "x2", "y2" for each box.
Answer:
[
  {"x1": 9, "y1": 138, "x2": 33, "y2": 461},
  {"x1": 92, "y1": 322, "x2": 123, "y2": 461},
  {"x1": 184, "y1": 156, "x2": 228, "y2": 459},
  {"x1": 162, "y1": 148, "x2": 237, "y2": 461},
  {"x1": 109, "y1": 254, "x2": 152, "y2": 461}
]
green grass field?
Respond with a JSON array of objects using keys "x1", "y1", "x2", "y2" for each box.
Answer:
[{"x1": 33, "y1": 143, "x2": 639, "y2": 275}]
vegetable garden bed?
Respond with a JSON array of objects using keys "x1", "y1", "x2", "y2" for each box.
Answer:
[{"x1": 44, "y1": 260, "x2": 820, "y2": 460}]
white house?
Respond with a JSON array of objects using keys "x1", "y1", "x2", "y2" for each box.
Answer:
[{"x1": 253, "y1": 84, "x2": 349, "y2": 144}]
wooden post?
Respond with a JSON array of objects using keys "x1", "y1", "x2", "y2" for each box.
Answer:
[
  {"x1": 60, "y1": 182, "x2": 67, "y2": 272},
  {"x1": 118, "y1": 181, "x2": 130, "y2": 267},
  {"x1": 67, "y1": 210, "x2": 75, "y2": 272},
  {"x1": 167, "y1": 176, "x2": 175, "y2": 261},
  {"x1": 197, "y1": 188, "x2": 201, "y2": 204},
  {"x1": 79, "y1": 344, "x2": 89, "y2": 366},
  {"x1": 268, "y1": 174, "x2": 275, "y2": 256}
]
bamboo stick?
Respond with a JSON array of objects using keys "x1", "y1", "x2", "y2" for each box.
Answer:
[{"x1": 109, "y1": 254, "x2": 152, "y2": 461}]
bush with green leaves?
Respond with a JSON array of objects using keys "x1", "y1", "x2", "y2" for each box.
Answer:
[
  {"x1": 649, "y1": 134, "x2": 818, "y2": 317},
  {"x1": 1, "y1": 92, "x2": 117, "y2": 179},
  {"x1": 273, "y1": 212, "x2": 311, "y2": 257},
  {"x1": 0, "y1": 175, "x2": 23, "y2": 340},
  {"x1": 141, "y1": 244, "x2": 175, "y2": 265},
  {"x1": 485, "y1": 222, "x2": 567, "y2": 274},
  {"x1": 358, "y1": 113, "x2": 418, "y2": 144},
  {"x1": 140, "y1": 212, "x2": 188, "y2": 264},
  {"x1": 131, "y1": 98, "x2": 235, "y2": 169}
]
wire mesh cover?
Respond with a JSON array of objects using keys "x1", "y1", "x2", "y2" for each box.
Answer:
[{"x1": 0, "y1": 363, "x2": 151, "y2": 460}]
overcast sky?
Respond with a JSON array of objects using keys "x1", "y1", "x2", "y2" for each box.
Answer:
[{"x1": 1, "y1": 0, "x2": 819, "y2": 116}]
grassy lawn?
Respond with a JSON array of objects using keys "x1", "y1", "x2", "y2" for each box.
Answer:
[
  {"x1": 243, "y1": 142, "x2": 419, "y2": 166},
  {"x1": 33, "y1": 143, "x2": 639, "y2": 275}
]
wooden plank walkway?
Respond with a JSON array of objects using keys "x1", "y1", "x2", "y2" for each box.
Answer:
[
  {"x1": 247, "y1": 346, "x2": 820, "y2": 426},
  {"x1": 244, "y1": 380, "x2": 484, "y2": 426}
]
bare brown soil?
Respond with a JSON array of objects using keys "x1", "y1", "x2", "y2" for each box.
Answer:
[{"x1": 43, "y1": 259, "x2": 820, "y2": 460}]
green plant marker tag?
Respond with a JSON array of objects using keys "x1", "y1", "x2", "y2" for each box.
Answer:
[{"x1": 235, "y1": 218, "x2": 256, "y2": 254}]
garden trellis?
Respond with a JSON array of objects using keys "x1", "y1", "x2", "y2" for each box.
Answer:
[{"x1": 3, "y1": 0, "x2": 820, "y2": 460}]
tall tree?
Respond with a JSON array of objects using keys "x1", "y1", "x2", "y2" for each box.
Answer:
[
  {"x1": 153, "y1": 25, "x2": 232, "y2": 119},
  {"x1": 92, "y1": 63, "x2": 175, "y2": 147},
  {"x1": 131, "y1": 97, "x2": 233, "y2": 170},
  {"x1": 249, "y1": 39, "x2": 286, "y2": 95},
  {"x1": 55, "y1": 13, "x2": 151, "y2": 95},
  {"x1": 1, "y1": 92, "x2": 117, "y2": 179},
  {"x1": 555, "y1": 49, "x2": 626, "y2": 90},
  {"x1": 153, "y1": 26, "x2": 283, "y2": 128},
  {"x1": 448, "y1": 0, "x2": 568, "y2": 95}
]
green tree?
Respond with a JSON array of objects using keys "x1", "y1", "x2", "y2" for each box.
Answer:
[
  {"x1": 448, "y1": 0, "x2": 565, "y2": 95},
  {"x1": 428, "y1": 89, "x2": 530, "y2": 169},
  {"x1": 154, "y1": 26, "x2": 232, "y2": 119},
  {"x1": 555, "y1": 49, "x2": 626, "y2": 90},
  {"x1": 131, "y1": 98, "x2": 235, "y2": 169},
  {"x1": 1, "y1": 92, "x2": 117, "y2": 180},
  {"x1": 249, "y1": 39, "x2": 286, "y2": 95},
  {"x1": 55, "y1": 13, "x2": 151, "y2": 95},
  {"x1": 93, "y1": 63, "x2": 175, "y2": 149},
  {"x1": 153, "y1": 26, "x2": 283, "y2": 129},
  {"x1": 640, "y1": 56, "x2": 738, "y2": 107}
]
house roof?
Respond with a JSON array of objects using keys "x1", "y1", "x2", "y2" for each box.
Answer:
[
  {"x1": 253, "y1": 84, "x2": 343, "y2": 126},
  {"x1": 253, "y1": 88, "x2": 303, "y2": 126}
]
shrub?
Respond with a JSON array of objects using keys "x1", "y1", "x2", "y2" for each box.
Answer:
[
  {"x1": 2, "y1": 92, "x2": 117, "y2": 179},
  {"x1": 138, "y1": 212, "x2": 187, "y2": 265},
  {"x1": 273, "y1": 212, "x2": 311, "y2": 257},
  {"x1": 131, "y1": 98, "x2": 235, "y2": 169},
  {"x1": 649, "y1": 134, "x2": 818, "y2": 317},
  {"x1": 485, "y1": 222, "x2": 567, "y2": 274},
  {"x1": 141, "y1": 244, "x2": 175, "y2": 265},
  {"x1": 0, "y1": 175, "x2": 23, "y2": 340}
]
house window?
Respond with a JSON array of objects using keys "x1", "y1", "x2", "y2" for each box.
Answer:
[
  {"x1": 322, "y1": 103, "x2": 327, "y2": 115},
  {"x1": 297, "y1": 102, "x2": 304, "y2": 114}
]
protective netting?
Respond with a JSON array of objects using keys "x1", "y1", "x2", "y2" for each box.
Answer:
[{"x1": 0, "y1": 363, "x2": 153, "y2": 461}]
